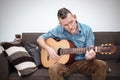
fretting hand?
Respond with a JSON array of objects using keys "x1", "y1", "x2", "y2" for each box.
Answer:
[{"x1": 85, "y1": 49, "x2": 96, "y2": 61}]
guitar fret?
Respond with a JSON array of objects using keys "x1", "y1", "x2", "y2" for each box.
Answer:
[
  {"x1": 83, "y1": 48, "x2": 86, "y2": 53},
  {"x1": 79, "y1": 48, "x2": 82, "y2": 53}
]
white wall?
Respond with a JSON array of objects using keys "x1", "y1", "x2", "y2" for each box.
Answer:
[{"x1": 0, "y1": 0, "x2": 120, "y2": 42}]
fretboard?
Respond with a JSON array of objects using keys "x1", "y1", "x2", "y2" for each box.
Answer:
[{"x1": 60, "y1": 46, "x2": 102, "y2": 55}]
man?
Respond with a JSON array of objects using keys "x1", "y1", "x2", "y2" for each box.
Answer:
[{"x1": 37, "y1": 8, "x2": 107, "y2": 80}]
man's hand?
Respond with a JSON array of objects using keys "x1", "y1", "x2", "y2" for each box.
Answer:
[
  {"x1": 85, "y1": 49, "x2": 96, "y2": 61},
  {"x1": 46, "y1": 46, "x2": 60, "y2": 61}
]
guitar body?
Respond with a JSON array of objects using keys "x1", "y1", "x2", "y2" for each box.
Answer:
[{"x1": 41, "y1": 38, "x2": 75, "y2": 68}]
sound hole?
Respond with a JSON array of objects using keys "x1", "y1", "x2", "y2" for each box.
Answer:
[{"x1": 57, "y1": 48, "x2": 62, "y2": 56}]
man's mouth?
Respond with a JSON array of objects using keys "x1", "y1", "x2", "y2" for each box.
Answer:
[{"x1": 71, "y1": 27, "x2": 75, "y2": 31}]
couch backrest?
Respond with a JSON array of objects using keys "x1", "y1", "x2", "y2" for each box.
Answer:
[
  {"x1": 22, "y1": 33, "x2": 44, "y2": 45},
  {"x1": 22, "y1": 32, "x2": 120, "y2": 61}
]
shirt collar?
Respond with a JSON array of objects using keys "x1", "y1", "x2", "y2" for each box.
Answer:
[{"x1": 76, "y1": 22, "x2": 82, "y2": 34}]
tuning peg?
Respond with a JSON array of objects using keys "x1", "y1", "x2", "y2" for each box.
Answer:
[
  {"x1": 101, "y1": 44, "x2": 104, "y2": 46},
  {"x1": 105, "y1": 53, "x2": 108, "y2": 54},
  {"x1": 105, "y1": 44, "x2": 108, "y2": 46},
  {"x1": 101, "y1": 52, "x2": 104, "y2": 54},
  {"x1": 108, "y1": 53, "x2": 112, "y2": 55}
]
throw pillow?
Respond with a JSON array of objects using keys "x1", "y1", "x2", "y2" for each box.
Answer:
[
  {"x1": 2, "y1": 42, "x2": 38, "y2": 77},
  {"x1": 24, "y1": 41, "x2": 41, "y2": 67}
]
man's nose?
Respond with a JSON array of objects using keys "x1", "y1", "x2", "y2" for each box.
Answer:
[{"x1": 68, "y1": 24, "x2": 72, "y2": 29}]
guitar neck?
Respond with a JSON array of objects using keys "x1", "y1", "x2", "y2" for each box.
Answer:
[{"x1": 60, "y1": 46, "x2": 102, "y2": 55}]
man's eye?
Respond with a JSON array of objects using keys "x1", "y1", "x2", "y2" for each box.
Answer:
[{"x1": 63, "y1": 24, "x2": 68, "y2": 27}]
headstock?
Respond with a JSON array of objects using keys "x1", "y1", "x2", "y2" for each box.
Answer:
[{"x1": 97, "y1": 44, "x2": 117, "y2": 55}]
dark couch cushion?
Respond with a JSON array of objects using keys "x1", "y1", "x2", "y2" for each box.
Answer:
[{"x1": 24, "y1": 41, "x2": 41, "y2": 67}]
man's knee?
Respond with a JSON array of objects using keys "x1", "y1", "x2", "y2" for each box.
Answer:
[
  {"x1": 49, "y1": 63, "x2": 63, "y2": 74},
  {"x1": 49, "y1": 63, "x2": 59, "y2": 72},
  {"x1": 95, "y1": 59, "x2": 107, "y2": 70}
]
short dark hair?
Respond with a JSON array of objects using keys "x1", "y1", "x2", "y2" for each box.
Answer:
[{"x1": 57, "y1": 8, "x2": 72, "y2": 19}]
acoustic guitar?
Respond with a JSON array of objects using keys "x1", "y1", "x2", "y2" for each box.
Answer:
[{"x1": 41, "y1": 38, "x2": 116, "y2": 68}]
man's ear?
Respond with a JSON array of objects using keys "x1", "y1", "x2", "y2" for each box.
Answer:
[{"x1": 73, "y1": 14, "x2": 77, "y2": 19}]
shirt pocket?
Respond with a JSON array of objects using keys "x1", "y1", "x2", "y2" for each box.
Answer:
[{"x1": 74, "y1": 36, "x2": 86, "y2": 47}]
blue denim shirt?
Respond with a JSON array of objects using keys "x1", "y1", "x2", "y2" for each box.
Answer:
[{"x1": 40, "y1": 22, "x2": 95, "y2": 61}]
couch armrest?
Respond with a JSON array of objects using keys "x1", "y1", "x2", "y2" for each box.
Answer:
[{"x1": 0, "y1": 52, "x2": 9, "y2": 80}]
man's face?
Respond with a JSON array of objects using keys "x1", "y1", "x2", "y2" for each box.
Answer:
[{"x1": 59, "y1": 13, "x2": 77, "y2": 35}]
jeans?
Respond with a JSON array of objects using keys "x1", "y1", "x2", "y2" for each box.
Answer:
[{"x1": 48, "y1": 59, "x2": 107, "y2": 80}]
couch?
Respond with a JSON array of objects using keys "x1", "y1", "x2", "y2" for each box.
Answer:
[{"x1": 0, "y1": 32, "x2": 120, "y2": 80}]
